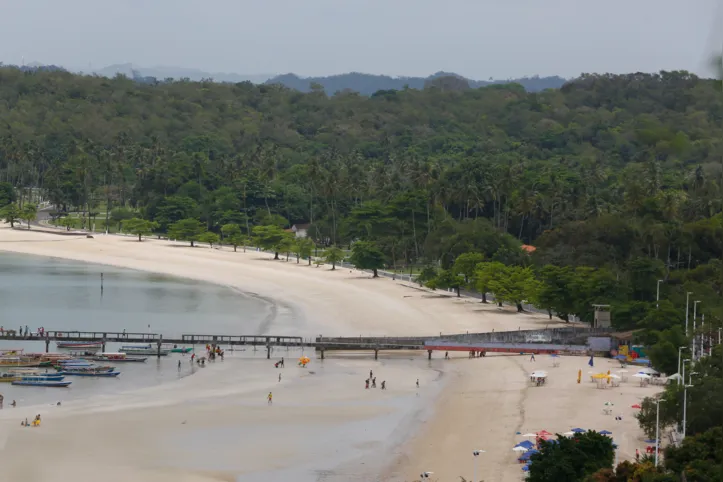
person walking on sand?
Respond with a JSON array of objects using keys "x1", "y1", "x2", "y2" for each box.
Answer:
[
  {"x1": 369, "y1": 370, "x2": 373, "y2": 379},
  {"x1": 381, "y1": 381, "x2": 386, "y2": 390},
  {"x1": 365, "y1": 379, "x2": 370, "y2": 389},
  {"x1": 281, "y1": 357, "x2": 284, "y2": 368},
  {"x1": 445, "y1": 351, "x2": 449, "y2": 360},
  {"x1": 530, "y1": 353, "x2": 536, "y2": 362},
  {"x1": 278, "y1": 373, "x2": 282, "y2": 382},
  {"x1": 267, "y1": 392, "x2": 273, "y2": 405},
  {"x1": 177, "y1": 360, "x2": 181, "y2": 370},
  {"x1": 416, "y1": 378, "x2": 419, "y2": 388},
  {"x1": 372, "y1": 377, "x2": 376, "y2": 388}
]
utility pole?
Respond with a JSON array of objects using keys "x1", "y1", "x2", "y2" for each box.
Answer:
[
  {"x1": 692, "y1": 301, "x2": 700, "y2": 360},
  {"x1": 656, "y1": 279, "x2": 663, "y2": 308},
  {"x1": 655, "y1": 398, "x2": 665, "y2": 467}
]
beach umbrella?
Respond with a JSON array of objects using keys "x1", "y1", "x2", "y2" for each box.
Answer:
[
  {"x1": 563, "y1": 431, "x2": 574, "y2": 436},
  {"x1": 592, "y1": 373, "x2": 610, "y2": 379},
  {"x1": 600, "y1": 430, "x2": 613, "y2": 435},
  {"x1": 522, "y1": 433, "x2": 537, "y2": 437},
  {"x1": 667, "y1": 373, "x2": 682, "y2": 381},
  {"x1": 513, "y1": 446, "x2": 529, "y2": 452},
  {"x1": 516, "y1": 440, "x2": 534, "y2": 448},
  {"x1": 521, "y1": 465, "x2": 530, "y2": 472},
  {"x1": 644, "y1": 439, "x2": 658, "y2": 444},
  {"x1": 631, "y1": 404, "x2": 642, "y2": 409},
  {"x1": 609, "y1": 374, "x2": 621, "y2": 380},
  {"x1": 637, "y1": 367, "x2": 658, "y2": 375},
  {"x1": 571, "y1": 428, "x2": 586, "y2": 433},
  {"x1": 537, "y1": 430, "x2": 552, "y2": 436},
  {"x1": 617, "y1": 369, "x2": 629, "y2": 373},
  {"x1": 633, "y1": 373, "x2": 651, "y2": 379}
]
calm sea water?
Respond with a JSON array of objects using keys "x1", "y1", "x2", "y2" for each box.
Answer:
[{"x1": 0, "y1": 252, "x2": 274, "y2": 405}]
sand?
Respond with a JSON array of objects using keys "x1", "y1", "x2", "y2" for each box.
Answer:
[{"x1": 0, "y1": 226, "x2": 660, "y2": 482}]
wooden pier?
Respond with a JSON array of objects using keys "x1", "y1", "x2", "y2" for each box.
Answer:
[{"x1": 0, "y1": 327, "x2": 613, "y2": 359}]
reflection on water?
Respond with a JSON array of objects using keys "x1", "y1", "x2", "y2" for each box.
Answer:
[
  {"x1": 0, "y1": 252, "x2": 273, "y2": 406},
  {"x1": 0, "y1": 252, "x2": 269, "y2": 336}
]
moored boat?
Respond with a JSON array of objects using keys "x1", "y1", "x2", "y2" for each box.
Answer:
[
  {"x1": 21, "y1": 375, "x2": 65, "y2": 381},
  {"x1": 59, "y1": 370, "x2": 120, "y2": 377},
  {"x1": 0, "y1": 357, "x2": 44, "y2": 368},
  {"x1": 12, "y1": 380, "x2": 71, "y2": 387},
  {"x1": 0, "y1": 373, "x2": 19, "y2": 382},
  {"x1": 56, "y1": 341, "x2": 103, "y2": 349},
  {"x1": 120, "y1": 344, "x2": 170, "y2": 356},
  {"x1": 86, "y1": 352, "x2": 147, "y2": 363}
]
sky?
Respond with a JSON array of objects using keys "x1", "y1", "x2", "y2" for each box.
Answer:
[{"x1": 1, "y1": 0, "x2": 722, "y2": 79}]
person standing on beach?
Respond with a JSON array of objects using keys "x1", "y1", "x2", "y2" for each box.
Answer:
[
  {"x1": 369, "y1": 370, "x2": 373, "y2": 379},
  {"x1": 372, "y1": 377, "x2": 376, "y2": 388},
  {"x1": 177, "y1": 360, "x2": 181, "y2": 370},
  {"x1": 416, "y1": 379, "x2": 419, "y2": 388},
  {"x1": 267, "y1": 392, "x2": 273, "y2": 405},
  {"x1": 281, "y1": 357, "x2": 284, "y2": 368},
  {"x1": 365, "y1": 379, "x2": 369, "y2": 389},
  {"x1": 381, "y1": 381, "x2": 386, "y2": 390},
  {"x1": 530, "y1": 353, "x2": 536, "y2": 362},
  {"x1": 278, "y1": 373, "x2": 282, "y2": 382}
]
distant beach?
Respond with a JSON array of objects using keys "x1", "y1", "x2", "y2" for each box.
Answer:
[{"x1": 0, "y1": 226, "x2": 660, "y2": 482}]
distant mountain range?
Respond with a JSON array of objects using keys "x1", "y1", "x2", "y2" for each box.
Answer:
[
  {"x1": 2, "y1": 62, "x2": 569, "y2": 93},
  {"x1": 265, "y1": 72, "x2": 569, "y2": 94}
]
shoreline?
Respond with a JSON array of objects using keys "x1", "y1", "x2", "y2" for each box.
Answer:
[{"x1": 0, "y1": 226, "x2": 658, "y2": 482}]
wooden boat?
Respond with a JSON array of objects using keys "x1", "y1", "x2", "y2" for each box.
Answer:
[
  {"x1": 169, "y1": 346, "x2": 193, "y2": 353},
  {"x1": 0, "y1": 373, "x2": 19, "y2": 382},
  {"x1": 59, "y1": 370, "x2": 120, "y2": 377},
  {"x1": 12, "y1": 380, "x2": 71, "y2": 387},
  {"x1": 0, "y1": 357, "x2": 43, "y2": 368},
  {"x1": 86, "y1": 352, "x2": 147, "y2": 363},
  {"x1": 120, "y1": 344, "x2": 170, "y2": 356},
  {"x1": 21, "y1": 375, "x2": 65, "y2": 381},
  {"x1": 56, "y1": 341, "x2": 103, "y2": 349}
]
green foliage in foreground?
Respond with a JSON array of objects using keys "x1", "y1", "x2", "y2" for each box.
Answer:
[{"x1": 528, "y1": 431, "x2": 614, "y2": 482}]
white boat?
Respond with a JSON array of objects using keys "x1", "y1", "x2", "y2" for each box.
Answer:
[{"x1": 119, "y1": 344, "x2": 170, "y2": 356}]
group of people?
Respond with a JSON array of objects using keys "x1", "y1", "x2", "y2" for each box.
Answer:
[
  {"x1": 364, "y1": 370, "x2": 388, "y2": 390},
  {"x1": 0, "y1": 325, "x2": 43, "y2": 337},
  {"x1": 21, "y1": 414, "x2": 41, "y2": 427},
  {"x1": 0, "y1": 394, "x2": 16, "y2": 408}
]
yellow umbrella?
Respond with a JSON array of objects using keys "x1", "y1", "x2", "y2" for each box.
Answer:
[{"x1": 592, "y1": 373, "x2": 610, "y2": 380}]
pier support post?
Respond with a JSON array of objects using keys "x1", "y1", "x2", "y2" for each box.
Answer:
[
  {"x1": 320, "y1": 349, "x2": 325, "y2": 360},
  {"x1": 45, "y1": 339, "x2": 50, "y2": 353},
  {"x1": 374, "y1": 349, "x2": 379, "y2": 360},
  {"x1": 428, "y1": 350, "x2": 432, "y2": 360},
  {"x1": 266, "y1": 345, "x2": 271, "y2": 359},
  {"x1": 157, "y1": 335, "x2": 163, "y2": 358},
  {"x1": 102, "y1": 342, "x2": 106, "y2": 353}
]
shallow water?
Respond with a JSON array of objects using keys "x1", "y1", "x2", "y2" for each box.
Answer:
[{"x1": 0, "y1": 252, "x2": 276, "y2": 406}]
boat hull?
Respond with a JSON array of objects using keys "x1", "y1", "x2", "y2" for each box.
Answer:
[
  {"x1": 59, "y1": 371, "x2": 120, "y2": 377},
  {"x1": 12, "y1": 380, "x2": 71, "y2": 387}
]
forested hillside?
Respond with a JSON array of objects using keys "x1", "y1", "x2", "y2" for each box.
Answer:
[
  {"x1": 1, "y1": 67, "x2": 723, "y2": 370},
  {"x1": 265, "y1": 72, "x2": 567, "y2": 94}
]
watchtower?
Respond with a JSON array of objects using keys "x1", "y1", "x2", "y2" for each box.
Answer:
[{"x1": 592, "y1": 304, "x2": 611, "y2": 328}]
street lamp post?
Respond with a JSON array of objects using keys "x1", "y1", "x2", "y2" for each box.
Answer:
[
  {"x1": 655, "y1": 398, "x2": 666, "y2": 467},
  {"x1": 677, "y1": 347, "x2": 686, "y2": 386},
  {"x1": 472, "y1": 450, "x2": 485, "y2": 482},
  {"x1": 692, "y1": 301, "x2": 701, "y2": 360},
  {"x1": 682, "y1": 359, "x2": 690, "y2": 396},
  {"x1": 685, "y1": 292, "x2": 692, "y2": 336},
  {"x1": 656, "y1": 279, "x2": 663, "y2": 308}
]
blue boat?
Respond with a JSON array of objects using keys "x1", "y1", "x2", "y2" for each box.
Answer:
[
  {"x1": 12, "y1": 380, "x2": 71, "y2": 387},
  {"x1": 59, "y1": 371, "x2": 120, "y2": 377}
]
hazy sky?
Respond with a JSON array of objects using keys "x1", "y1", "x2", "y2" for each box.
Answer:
[{"x1": 1, "y1": 0, "x2": 721, "y2": 79}]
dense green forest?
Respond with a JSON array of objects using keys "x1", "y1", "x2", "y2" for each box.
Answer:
[{"x1": 1, "y1": 67, "x2": 723, "y2": 365}]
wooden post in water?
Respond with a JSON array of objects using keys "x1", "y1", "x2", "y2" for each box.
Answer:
[
  {"x1": 45, "y1": 338, "x2": 50, "y2": 353},
  {"x1": 374, "y1": 349, "x2": 378, "y2": 360},
  {"x1": 320, "y1": 348, "x2": 325, "y2": 360},
  {"x1": 157, "y1": 335, "x2": 163, "y2": 358},
  {"x1": 428, "y1": 350, "x2": 432, "y2": 360},
  {"x1": 100, "y1": 273, "x2": 104, "y2": 294}
]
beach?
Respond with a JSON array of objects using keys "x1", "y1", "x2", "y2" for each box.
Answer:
[{"x1": 0, "y1": 227, "x2": 660, "y2": 482}]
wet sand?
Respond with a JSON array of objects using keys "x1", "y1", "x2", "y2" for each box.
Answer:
[{"x1": 0, "y1": 227, "x2": 659, "y2": 481}]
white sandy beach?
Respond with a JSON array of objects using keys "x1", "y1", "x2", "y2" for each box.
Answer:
[{"x1": 0, "y1": 227, "x2": 661, "y2": 482}]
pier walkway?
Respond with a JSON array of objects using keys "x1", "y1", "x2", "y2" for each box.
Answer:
[{"x1": 0, "y1": 327, "x2": 614, "y2": 359}]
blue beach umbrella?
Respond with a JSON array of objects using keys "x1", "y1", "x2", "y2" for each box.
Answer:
[
  {"x1": 600, "y1": 430, "x2": 613, "y2": 435},
  {"x1": 571, "y1": 428, "x2": 586, "y2": 433},
  {"x1": 515, "y1": 440, "x2": 534, "y2": 449},
  {"x1": 644, "y1": 439, "x2": 657, "y2": 444},
  {"x1": 522, "y1": 465, "x2": 530, "y2": 472}
]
